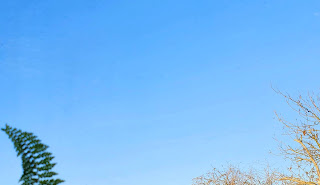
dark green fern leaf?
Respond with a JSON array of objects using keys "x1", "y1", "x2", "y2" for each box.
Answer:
[{"x1": 2, "y1": 124, "x2": 64, "y2": 185}]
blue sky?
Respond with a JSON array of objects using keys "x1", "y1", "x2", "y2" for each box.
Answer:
[{"x1": 1, "y1": 0, "x2": 320, "y2": 184}]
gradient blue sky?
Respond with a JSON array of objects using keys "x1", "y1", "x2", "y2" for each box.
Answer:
[{"x1": 1, "y1": 0, "x2": 320, "y2": 185}]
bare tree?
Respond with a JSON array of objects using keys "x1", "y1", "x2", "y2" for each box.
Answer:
[
  {"x1": 193, "y1": 90, "x2": 320, "y2": 185},
  {"x1": 192, "y1": 165, "x2": 288, "y2": 185},
  {"x1": 275, "y1": 90, "x2": 320, "y2": 184}
]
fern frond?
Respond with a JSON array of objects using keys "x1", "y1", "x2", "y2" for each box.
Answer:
[{"x1": 2, "y1": 124, "x2": 64, "y2": 185}]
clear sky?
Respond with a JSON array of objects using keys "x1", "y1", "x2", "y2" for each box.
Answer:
[{"x1": 1, "y1": 0, "x2": 320, "y2": 185}]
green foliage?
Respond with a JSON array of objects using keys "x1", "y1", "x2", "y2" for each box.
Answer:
[{"x1": 2, "y1": 124, "x2": 64, "y2": 185}]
